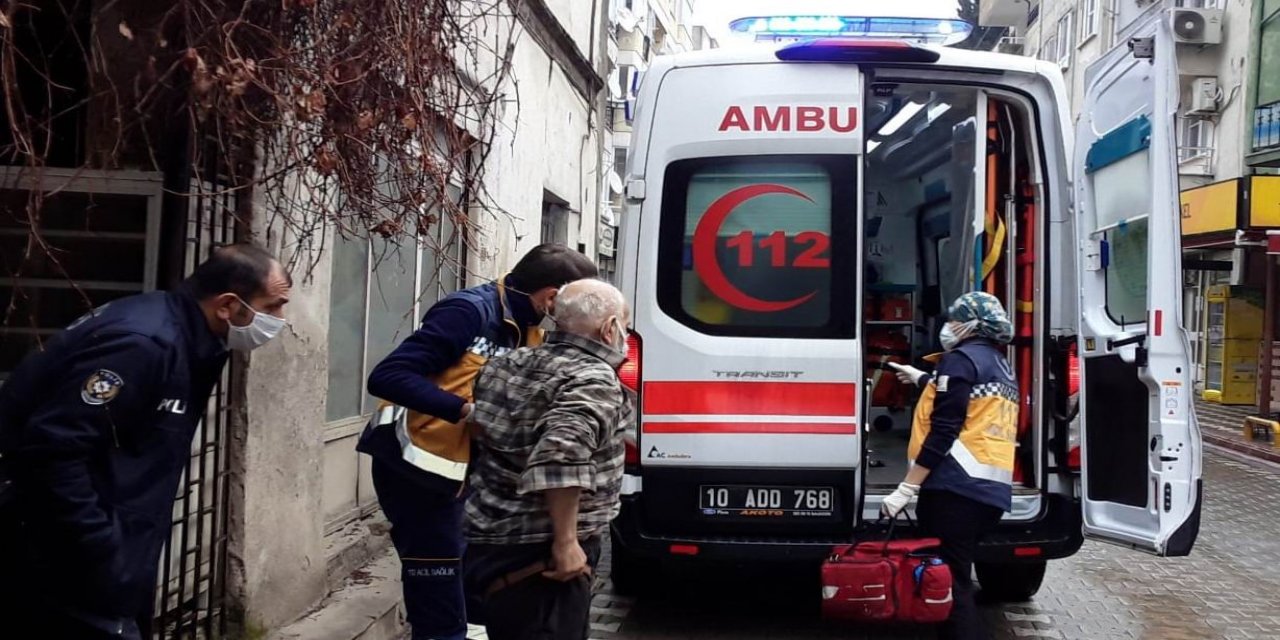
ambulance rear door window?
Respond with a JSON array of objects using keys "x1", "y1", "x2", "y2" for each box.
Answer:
[{"x1": 656, "y1": 155, "x2": 857, "y2": 338}]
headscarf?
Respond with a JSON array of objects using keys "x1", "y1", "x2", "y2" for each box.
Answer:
[{"x1": 947, "y1": 291, "x2": 1014, "y2": 344}]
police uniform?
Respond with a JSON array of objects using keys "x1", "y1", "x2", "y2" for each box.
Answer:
[
  {"x1": 907, "y1": 337, "x2": 1017, "y2": 640},
  {"x1": 359, "y1": 278, "x2": 542, "y2": 640},
  {"x1": 0, "y1": 288, "x2": 227, "y2": 639}
]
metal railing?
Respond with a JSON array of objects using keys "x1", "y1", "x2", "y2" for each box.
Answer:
[
  {"x1": 1178, "y1": 145, "x2": 1216, "y2": 176},
  {"x1": 1254, "y1": 100, "x2": 1280, "y2": 152},
  {"x1": 153, "y1": 135, "x2": 242, "y2": 639}
]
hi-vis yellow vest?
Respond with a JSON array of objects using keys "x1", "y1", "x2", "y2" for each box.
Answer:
[
  {"x1": 380, "y1": 280, "x2": 541, "y2": 483},
  {"x1": 908, "y1": 346, "x2": 1018, "y2": 486}
]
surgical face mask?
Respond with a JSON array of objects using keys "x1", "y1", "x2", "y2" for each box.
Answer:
[
  {"x1": 226, "y1": 297, "x2": 286, "y2": 352},
  {"x1": 939, "y1": 323, "x2": 962, "y2": 351},
  {"x1": 539, "y1": 312, "x2": 558, "y2": 333},
  {"x1": 940, "y1": 320, "x2": 978, "y2": 351}
]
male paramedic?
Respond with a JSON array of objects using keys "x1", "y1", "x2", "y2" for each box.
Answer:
[
  {"x1": 0, "y1": 244, "x2": 291, "y2": 639},
  {"x1": 886, "y1": 291, "x2": 1017, "y2": 640},
  {"x1": 359, "y1": 243, "x2": 598, "y2": 640}
]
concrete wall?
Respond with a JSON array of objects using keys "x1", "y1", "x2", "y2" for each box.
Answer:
[
  {"x1": 470, "y1": 9, "x2": 606, "y2": 280},
  {"x1": 228, "y1": 213, "x2": 333, "y2": 632}
]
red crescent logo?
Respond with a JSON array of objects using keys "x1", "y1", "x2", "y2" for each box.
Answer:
[{"x1": 692, "y1": 184, "x2": 818, "y2": 313}]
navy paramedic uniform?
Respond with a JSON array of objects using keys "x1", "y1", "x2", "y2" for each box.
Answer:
[
  {"x1": 0, "y1": 288, "x2": 227, "y2": 639},
  {"x1": 360, "y1": 277, "x2": 541, "y2": 640},
  {"x1": 908, "y1": 338, "x2": 1016, "y2": 640}
]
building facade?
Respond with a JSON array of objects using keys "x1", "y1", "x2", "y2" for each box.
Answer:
[{"x1": 981, "y1": 0, "x2": 1280, "y2": 412}]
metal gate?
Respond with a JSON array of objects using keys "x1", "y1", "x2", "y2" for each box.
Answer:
[{"x1": 153, "y1": 142, "x2": 244, "y2": 639}]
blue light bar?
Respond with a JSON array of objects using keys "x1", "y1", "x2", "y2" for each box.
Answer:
[{"x1": 729, "y1": 15, "x2": 973, "y2": 46}]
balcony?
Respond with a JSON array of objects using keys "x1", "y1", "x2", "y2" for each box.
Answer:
[
  {"x1": 980, "y1": 0, "x2": 1029, "y2": 28},
  {"x1": 1178, "y1": 147, "x2": 1216, "y2": 176},
  {"x1": 1249, "y1": 101, "x2": 1280, "y2": 167}
]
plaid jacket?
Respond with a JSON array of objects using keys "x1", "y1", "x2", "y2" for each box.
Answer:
[{"x1": 465, "y1": 331, "x2": 635, "y2": 544}]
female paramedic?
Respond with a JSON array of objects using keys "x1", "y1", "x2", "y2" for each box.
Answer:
[{"x1": 885, "y1": 291, "x2": 1018, "y2": 640}]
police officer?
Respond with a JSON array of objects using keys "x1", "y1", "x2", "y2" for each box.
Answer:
[
  {"x1": 0, "y1": 244, "x2": 291, "y2": 639},
  {"x1": 886, "y1": 291, "x2": 1017, "y2": 640},
  {"x1": 359, "y1": 243, "x2": 597, "y2": 640}
]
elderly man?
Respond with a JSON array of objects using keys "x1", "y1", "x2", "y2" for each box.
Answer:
[{"x1": 463, "y1": 279, "x2": 634, "y2": 640}]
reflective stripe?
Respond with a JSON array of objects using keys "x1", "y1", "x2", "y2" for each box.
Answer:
[
  {"x1": 390, "y1": 406, "x2": 469, "y2": 481},
  {"x1": 947, "y1": 439, "x2": 1014, "y2": 485}
]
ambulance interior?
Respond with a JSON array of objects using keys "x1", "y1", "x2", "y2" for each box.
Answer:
[{"x1": 861, "y1": 85, "x2": 1040, "y2": 489}]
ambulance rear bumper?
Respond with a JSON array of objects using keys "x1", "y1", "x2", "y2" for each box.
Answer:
[{"x1": 610, "y1": 493, "x2": 1083, "y2": 565}]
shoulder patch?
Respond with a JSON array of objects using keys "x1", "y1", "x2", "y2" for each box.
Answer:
[
  {"x1": 936, "y1": 375, "x2": 950, "y2": 393},
  {"x1": 82, "y1": 369, "x2": 125, "y2": 405}
]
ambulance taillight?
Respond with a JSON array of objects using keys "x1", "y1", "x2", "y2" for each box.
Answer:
[
  {"x1": 619, "y1": 333, "x2": 642, "y2": 471},
  {"x1": 619, "y1": 333, "x2": 642, "y2": 393},
  {"x1": 1067, "y1": 346, "x2": 1081, "y2": 471}
]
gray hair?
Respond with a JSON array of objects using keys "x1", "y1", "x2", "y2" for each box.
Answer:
[{"x1": 554, "y1": 279, "x2": 627, "y2": 337}]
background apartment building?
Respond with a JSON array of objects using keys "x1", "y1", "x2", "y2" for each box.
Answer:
[
  {"x1": 982, "y1": 0, "x2": 1280, "y2": 414},
  {"x1": 601, "y1": 0, "x2": 716, "y2": 284}
]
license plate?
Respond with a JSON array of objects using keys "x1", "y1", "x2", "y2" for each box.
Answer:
[{"x1": 699, "y1": 485, "x2": 837, "y2": 519}]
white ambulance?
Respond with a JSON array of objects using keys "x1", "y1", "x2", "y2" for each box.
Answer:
[{"x1": 610, "y1": 11, "x2": 1203, "y2": 601}]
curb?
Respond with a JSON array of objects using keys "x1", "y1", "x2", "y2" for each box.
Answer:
[{"x1": 1202, "y1": 431, "x2": 1280, "y2": 464}]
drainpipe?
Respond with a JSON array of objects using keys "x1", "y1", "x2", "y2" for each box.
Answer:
[{"x1": 577, "y1": 0, "x2": 603, "y2": 258}]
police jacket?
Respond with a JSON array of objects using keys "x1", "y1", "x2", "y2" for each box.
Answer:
[
  {"x1": 0, "y1": 288, "x2": 227, "y2": 620},
  {"x1": 359, "y1": 278, "x2": 541, "y2": 495},
  {"x1": 907, "y1": 338, "x2": 1017, "y2": 511}
]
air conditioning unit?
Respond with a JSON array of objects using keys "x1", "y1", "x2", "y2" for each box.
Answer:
[
  {"x1": 1170, "y1": 8, "x2": 1223, "y2": 46},
  {"x1": 1188, "y1": 77, "x2": 1219, "y2": 115}
]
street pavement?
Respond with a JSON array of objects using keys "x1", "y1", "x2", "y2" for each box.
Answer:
[{"x1": 575, "y1": 448, "x2": 1280, "y2": 640}]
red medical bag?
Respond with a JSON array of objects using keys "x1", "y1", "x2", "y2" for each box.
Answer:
[{"x1": 820, "y1": 519, "x2": 953, "y2": 624}]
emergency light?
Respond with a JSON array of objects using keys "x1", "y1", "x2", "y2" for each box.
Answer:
[
  {"x1": 730, "y1": 15, "x2": 973, "y2": 46},
  {"x1": 775, "y1": 39, "x2": 942, "y2": 64}
]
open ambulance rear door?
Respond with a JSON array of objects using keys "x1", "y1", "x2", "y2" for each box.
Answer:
[{"x1": 1073, "y1": 14, "x2": 1202, "y2": 557}]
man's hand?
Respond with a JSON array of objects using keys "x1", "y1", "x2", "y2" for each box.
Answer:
[
  {"x1": 880, "y1": 481, "x2": 920, "y2": 518},
  {"x1": 543, "y1": 538, "x2": 591, "y2": 582},
  {"x1": 888, "y1": 362, "x2": 925, "y2": 386},
  {"x1": 459, "y1": 402, "x2": 475, "y2": 423}
]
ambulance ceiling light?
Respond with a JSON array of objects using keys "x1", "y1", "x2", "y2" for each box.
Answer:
[
  {"x1": 867, "y1": 140, "x2": 881, "y2": 153},
  {"x1": 733, "y1": 16, "x2": 973, "y2": 46},
  {"x1": 927, "y1": 102, "x2": 951, "y2": 122},
  {"x1": 877, "y1": 101, "x2": 924, "y2": 137}
]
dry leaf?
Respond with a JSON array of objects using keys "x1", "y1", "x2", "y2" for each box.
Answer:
[{"x1": 118, "y1": 21, "x2": 134, "y2": 41}]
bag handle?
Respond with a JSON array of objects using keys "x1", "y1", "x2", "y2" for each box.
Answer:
[{"x1": 878, "y1": 510, "x2": 917, "y2": 557}]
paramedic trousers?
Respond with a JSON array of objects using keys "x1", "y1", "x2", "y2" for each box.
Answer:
[
  {"x1": 371, "y1": 460, "x2": 467, "y2": 640},
  {"x1": 916, "y1": 489, "x2": 1005, "y2": 640},
  {"x1": 463, "y1": 537, "x2": 602, "y2": 640}
]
